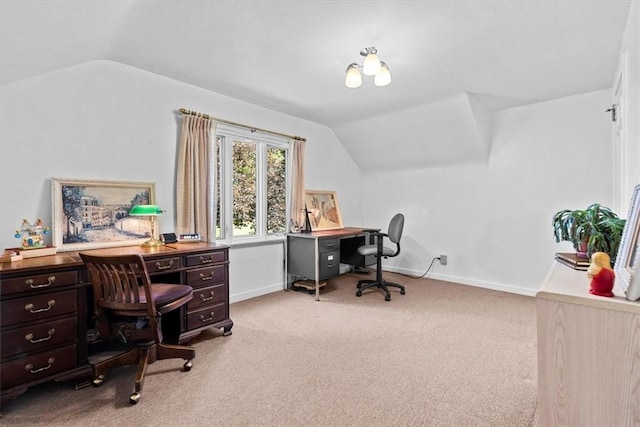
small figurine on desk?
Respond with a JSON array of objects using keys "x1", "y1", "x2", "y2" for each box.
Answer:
[
  {"x1": 14, "y1": 218, "x2": 49, "y2": 249},
  {"x1": 587, "y1": 252, "x2": 615, "y2": 297}
]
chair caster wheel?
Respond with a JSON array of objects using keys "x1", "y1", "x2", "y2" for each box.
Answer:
[
  {"x1": 184, "y1": 360, "x2": 193, "y2": 371},
  {"x1": 385, "y1": 295, "x2": 391, "y2": 301},
  {"x1": 92, "y1": 375, "x2": 104, "y2": 387},
  {"x1": 356, "y1": 291, "x2": 362, "y2": 297},
  {"x1": 129, "y1": 392, "x2": 141, "y2": 404}
]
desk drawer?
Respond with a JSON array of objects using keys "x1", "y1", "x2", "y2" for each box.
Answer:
[
  {"x1": 319, "y1": 239, "x2": 339, "y2": 252},
  {"x1": 1, "y1": 344, "x2": 77, "y2": 390},
  {"x1": 1, "y1": 271, "x2": 78, "y2": 297},
  {"x1": 145, "y1": 257, "x2": 181, "y2": 274},
  {"x1": 1, "y1": 289, "x2": 77, "y2": 328},
  {"x1": 319, "y1": 250, "x2": 340, "y2": 280},
  {"x1": 187, "y1": 302, "x2": 226, "y2": 330},
  {"x1": 1, "y1": 317, "x2": 77, "y2": 359},
  {"x1": 185, "y1": 251, "x2": 227, "y2": 267},
  {"x1": 186, "y1": 265, "x2": 226, "y2": 288},
  {"x1": 187, "y1": 284, "x2": 225, "y2": 311}
]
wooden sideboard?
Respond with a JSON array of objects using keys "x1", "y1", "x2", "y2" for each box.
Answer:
[
  {"x1": 0, "y1": 242, "x2": 231, "y2": 408},
  {"x1": 536, "y1": 261, "x2": 640, "y2": 426}
]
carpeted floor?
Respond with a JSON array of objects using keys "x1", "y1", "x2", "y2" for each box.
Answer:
[{"x1": 0, "y1": 273, "x2": 538, "y2": 426}]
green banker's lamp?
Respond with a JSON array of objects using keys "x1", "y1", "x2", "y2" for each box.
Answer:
[{"x1": 129, "y1": 205, "x2": 164, "y2": 247}]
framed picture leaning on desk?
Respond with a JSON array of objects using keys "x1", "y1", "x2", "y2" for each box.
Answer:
[{"x1": 304, "y1": 190, "x2": 344, "y2": 231}]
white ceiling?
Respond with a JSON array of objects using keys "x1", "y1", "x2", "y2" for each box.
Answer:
[{"x1": 0, "y1": 0, "x2": 632, "y2": 171}]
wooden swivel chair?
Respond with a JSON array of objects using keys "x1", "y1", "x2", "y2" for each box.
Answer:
[
  {"x1": 356, "y1": 213, "x2": 406, "y2": 301},
  {"x1": 80, "y1": 253, "x2": 196, "y2": 404}
]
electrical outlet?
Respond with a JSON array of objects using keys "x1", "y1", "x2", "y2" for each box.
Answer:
[{"x1": 439, "y1": 255, "x2": 448, "y2": 265}]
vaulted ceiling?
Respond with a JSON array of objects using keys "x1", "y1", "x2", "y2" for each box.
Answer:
[{"x1": 0, "y1": 1, "x2": 631, "y2": 171}]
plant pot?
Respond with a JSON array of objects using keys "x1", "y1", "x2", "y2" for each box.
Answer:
[{"x1": 576, "y1": 240, "x2": 589, "y2": 259}]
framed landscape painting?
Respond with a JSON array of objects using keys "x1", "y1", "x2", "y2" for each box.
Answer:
[
  {"x1": 52, "y1": 178, "x2": 156, "y2": 251},
  {"x1": 304, "y1": 190, "x2": 344, "y2": 231}
]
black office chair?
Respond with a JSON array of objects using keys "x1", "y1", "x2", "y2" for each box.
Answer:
[{"x1": 356, "y1": 213, "x2": 406, "y2": 301}]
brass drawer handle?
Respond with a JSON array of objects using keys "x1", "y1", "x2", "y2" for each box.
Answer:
[
  {"x1": 199, "y1": 291, "x2": 215, "y2": 301},
  {"x1": 25, "y1": 358, "x2": 55, "y2": 374},
  {"x1": 199, "y1": 312, "x2": 215, "y2": 322},
  {"x1": 25, "y1": 276, "x2": 56, "y2": 289},
  {"x1": 25, "y1": 329, "x2": 56, "y2": 343},
  {"x1": 198, "y1": 256, "x2": 213, "y2": 264},
  {"x1": 155, "y1": 260, "x2": 174, "y2": 270},
  {"x1": 25, "y1": 300, "x2": 56, "y2": 313},
  {"x1": 199, "y1": 273, "x2": 214, "y2": 281}
]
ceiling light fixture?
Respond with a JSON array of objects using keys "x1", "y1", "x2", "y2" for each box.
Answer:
[{"x1": 345, "y1": 47, "x2": 391, "y2": 88}]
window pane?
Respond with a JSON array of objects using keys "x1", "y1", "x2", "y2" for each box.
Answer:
[
  {"x1": 233, "y1": 140, "x2": 256, "y2": 236},
  {"x1": 267, "y1": 147, "x2": 287, "y2": 234},
  {"x1": 215, "y1": 136, "x2": 223, "y2": 239}
]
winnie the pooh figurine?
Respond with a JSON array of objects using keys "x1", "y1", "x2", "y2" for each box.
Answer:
[{"x1": 587, "y1": 252, "x2": 615, "y2": 297}]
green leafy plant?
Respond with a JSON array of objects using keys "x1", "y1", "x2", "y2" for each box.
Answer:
[{"x1": 552, "y1": 203, "x2": 626, "y2": 265}]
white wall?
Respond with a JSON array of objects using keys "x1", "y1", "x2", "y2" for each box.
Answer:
[
  {"x1": 362, "y1": 90, "x2": 614, "y2": 295},
  {"x1": 0, "y1": 60, "x2": 364, "y2": 302}
]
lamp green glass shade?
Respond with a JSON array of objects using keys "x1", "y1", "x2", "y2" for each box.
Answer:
[
  {"x1": 129, "y1": 205, "x2": 164, "y2": 247},
  {"x1": 129, "y1": 205, "x2": 163, "y2": 216}
]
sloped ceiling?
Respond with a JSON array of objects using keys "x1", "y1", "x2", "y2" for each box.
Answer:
[{"x1": 0, "y1": 1, "x2": 631, "y2": 171}]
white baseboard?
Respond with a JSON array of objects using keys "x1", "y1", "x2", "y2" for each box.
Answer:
[
  {"x1": 230, "y1": 283, "x2": 284, "y2": 304},
  {"x1": 387, "y1": 266, "x2": 537, "y2": 297}
]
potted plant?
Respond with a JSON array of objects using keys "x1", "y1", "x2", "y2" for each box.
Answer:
[{"x1": 552, "y1": 203, "x2": 626, "y2": 265}]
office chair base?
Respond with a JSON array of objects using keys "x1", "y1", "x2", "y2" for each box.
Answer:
[{"x1": 356, "y1": 279, "x2": 406, "y2": 301}]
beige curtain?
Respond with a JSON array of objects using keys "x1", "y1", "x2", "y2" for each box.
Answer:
[
  {"x1": 289, "y1": 138, "x2": 306, "y2": 231},
  {"x1": 176, "y1": 114, "x2": 216, "y2": 241}
]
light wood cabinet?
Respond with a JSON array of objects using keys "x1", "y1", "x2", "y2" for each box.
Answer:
[{"x1": 536, "y1": 262, "x2": 640, "y2": 426}]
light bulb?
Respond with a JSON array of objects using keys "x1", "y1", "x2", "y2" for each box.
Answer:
[
  {"x1": 345, "y1": 64, "x2": 362, "y2": 88},
  {"x1": 374, "y1": 62, "x2": 391, "y2": 87}
]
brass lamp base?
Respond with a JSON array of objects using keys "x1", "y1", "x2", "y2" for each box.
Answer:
[{"x1": 140, "y1": 237, "x2": 165, "y2": 248}]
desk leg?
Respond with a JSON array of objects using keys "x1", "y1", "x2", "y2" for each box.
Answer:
[
  {"x1": 314, "y1": 242, "x2": 320, "y2": 301},
  {"x1": 315, "y1": 279, "x2": 320, "y2": 301}
]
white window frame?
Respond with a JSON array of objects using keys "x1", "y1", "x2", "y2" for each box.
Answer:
[{"x1": 215, "y1": 124, "x2": 290, "y2": 244}]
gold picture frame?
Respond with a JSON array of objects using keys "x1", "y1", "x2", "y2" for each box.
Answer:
[
  {"x1": 52, "y1": 178, "x2": 156, "y2": 252},
  {"x1": 614, "y1": 184, "x2": 640, "y2": 301},
  {"x1": 304, "y1": 190, "x2": 344, "y2": 231}
]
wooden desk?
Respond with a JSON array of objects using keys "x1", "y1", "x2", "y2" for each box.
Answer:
[
  {"x1": 536, "y1": 261, "x2": 640, "y2": 426},
  {"x1": 0, "y1": 242, "x2": 231, "y2": 408},
  {"x1": 287, "y1": 227, "x2": 374, "y2": 300}
]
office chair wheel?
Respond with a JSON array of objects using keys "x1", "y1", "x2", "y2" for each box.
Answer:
[
  {"x1": 385, "y1": 295, "x2": 391, "y2": 302},
  {"x1": 129, "y1": 392, "x2": 141, "y2": 404},
  {"x1": 184, "y1": 360, "x2": 193, "y2": 371},
  {"x1": 356, "y1": 290, "x2": 362, "y2": 297},
  {"x1": 92, "y1": 375, "x2": 105, "y2": 387}
]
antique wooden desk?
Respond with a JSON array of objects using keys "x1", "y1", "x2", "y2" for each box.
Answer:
[{"x1": 0, "y1": 242, "x2": 231, "y2": 408}]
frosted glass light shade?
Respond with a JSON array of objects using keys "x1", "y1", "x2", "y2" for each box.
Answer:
[
  {"x1": 345, "y1": 65, "x2": 362, "y2": 88},
  {"x1": 374, "y1": 63, "x2": 391, "y2": 87},
  {"x1": 362, "y1": 52, "x2": 381, "y2": 76}
]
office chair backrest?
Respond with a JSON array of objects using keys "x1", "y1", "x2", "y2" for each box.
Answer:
[
  {"x1": 388, "y1": 213, "x2": 404, "y2": 245},
  {"x1": 81, "y1": 253, "x2": 156, "y2": 318}
]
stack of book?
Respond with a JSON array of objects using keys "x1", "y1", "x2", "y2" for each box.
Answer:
[
  {"x1": 4, "y1": 245, "x2": 57, "y2": 260},
  {"x1": 555, "y1": 252, "x2": 590, "y2": 271}
]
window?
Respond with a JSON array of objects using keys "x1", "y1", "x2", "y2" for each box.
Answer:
[{"x1": 215, "y1": 125, "x2": 289, "y2": 242}]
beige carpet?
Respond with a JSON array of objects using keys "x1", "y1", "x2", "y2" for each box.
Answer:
[{"x1": 0, "y1": 273, "x2": 538, "y2": 426}]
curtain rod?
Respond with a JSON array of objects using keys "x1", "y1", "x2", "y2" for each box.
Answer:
[{"x1": 178, "y1": 108, "x2": 306, "y2": 142}]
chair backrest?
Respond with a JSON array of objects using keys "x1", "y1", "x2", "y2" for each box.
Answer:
[
  {"x1": 387, "y1": 213, "x2": 404, "y2": 244},
  {"x1": 80, "y1": 253, "x2": 156, "y2": 318}
]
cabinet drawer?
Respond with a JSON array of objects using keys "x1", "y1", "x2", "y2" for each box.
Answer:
[
  {"x1": 186, "y1": 302, "x2": 226, "y2": 330},
  {"x1": 319, "y1": 250, "x2": 340, "y2": 280},
  {"x1": 1, "y1": 317, "x2": 77, "y2": 359},
  {"x1": 145, "y1": 257, "x2": 181, "y2": 274},
  {"x1": 186, "y1": 265, "x2": 226, "y2": 288},
  {"x1": 185, "y1": 251, "x2": 227, "y2": 267},
  {"x1": 187, "y1": 284, "x2": 226, "y2": 311},
  {"x1": 1, "y1": 289, "x2": 77, "y2": 328},
  {"x1": 0, "y1": 270, "x2": 78, "y2": 297},
  {"x1": 1, "y1": 344, "x2": 77, "y2": 390},
  {"x1": 319, "y1": 239, "x2": 339, "y2": 252}
]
